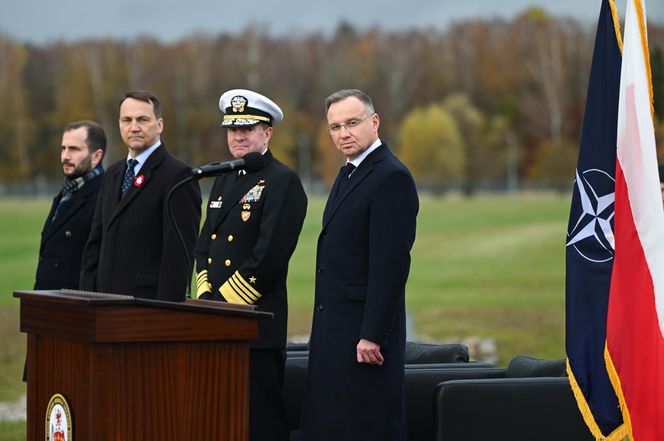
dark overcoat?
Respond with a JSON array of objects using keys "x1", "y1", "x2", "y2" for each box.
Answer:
[
  {"x1": 35, "y1": 174, "x2": 102, "y2": 290},
  {"x1": 194, "y1": 150, "x2": 307, "y2": 349},
  {"x1": 299, "y1": 144, "x2": 418, "y2": 441},
  {"x1": 79, "y1": 143, "x2": 201, "y2": 301}
]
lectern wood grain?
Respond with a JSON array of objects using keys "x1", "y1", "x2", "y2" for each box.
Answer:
[{"x1": 15, "y1": 290, "x2": 269, "y2": 441}]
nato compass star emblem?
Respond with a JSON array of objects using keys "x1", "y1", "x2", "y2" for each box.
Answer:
[{"x1": 566, "y1": 168, "x2": 615, "y2": 263}]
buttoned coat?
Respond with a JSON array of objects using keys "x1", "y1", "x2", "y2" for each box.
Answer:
[
  {"x1": 298, "y1": 144, "x2": 418, "y2": 441},
  {"x1": 194, "y1": 150, "x2": 307, "y2": 349},
  {"x1": 35, "y1": 174, "x2": 103, "y2": 290},
  {"x1": 79, "y1": 143, "x2": 201, "y2": 301}
]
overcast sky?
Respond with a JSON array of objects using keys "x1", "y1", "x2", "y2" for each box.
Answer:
[{"x1": 1, "y1": 0, "x2": 662, "y2": 44}]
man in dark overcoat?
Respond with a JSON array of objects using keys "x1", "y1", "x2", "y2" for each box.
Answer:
[
  {"x1": 194, "y1": 89, "x2": 307, "y2": 441},
  {"x1": 35, "y1": 120, "x2": 106, "y2": 290},
  {"x1": 80, "y1": 90, "x2": 201, "y2": 301},
  {"x1": 298, "y1": 89, "x2": 419, "y2": 441}
]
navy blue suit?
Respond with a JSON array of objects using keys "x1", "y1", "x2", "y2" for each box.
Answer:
[
  {"x1": 35, "y1": 173, "x2": 102, "y2": 290},
  {"x1": 299, "y1": 144, "x2": 418, "y2": 441}
]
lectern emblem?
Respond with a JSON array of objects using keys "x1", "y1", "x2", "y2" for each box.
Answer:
[{"x1": 46, "y1": 393, "x2": 72, "y2": 441}]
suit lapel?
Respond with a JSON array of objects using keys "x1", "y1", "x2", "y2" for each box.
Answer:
[
  {"x1": 322, "y1": 166, "x2": 347, "y2": 223},
  {"x1": 41, "y1": 178, "x2": 100, "y2": 244},
  {"x1": 105, "y1": 164, "x2": 125, "y2": 213},
  {"x1": 323, "y1": 145, "x2": 389, "y2": 227},
  {"x1": 42, "y1": 191, "x2": 84, "y2": 242},
  {"x1": 40, "y1": 194, "x2": 62, "y2": 242},
  {"x1": 109, "y1": 145, "x2": 166, "y2": 227}
]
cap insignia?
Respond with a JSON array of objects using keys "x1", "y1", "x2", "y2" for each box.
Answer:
[{"x1": 231, "y1": 95, "x2": 247, "y2": 113}]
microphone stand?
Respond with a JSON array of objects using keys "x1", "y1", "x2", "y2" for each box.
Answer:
[{"x1": 166, "y1": 175, "x2": 198, "y2": 299}]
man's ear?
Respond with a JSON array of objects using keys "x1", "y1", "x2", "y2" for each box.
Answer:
[{"x1": 91, "y1": 148, "x2": 104, "y2": 168}]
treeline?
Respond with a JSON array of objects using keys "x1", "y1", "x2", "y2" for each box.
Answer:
[{"x1": 1, "y1": 7, "x2": 663, "y2": 194}]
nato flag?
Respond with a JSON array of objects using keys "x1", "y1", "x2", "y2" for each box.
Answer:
[{"x1": 565, "y1": 0, "x2": 626, "y2": 439}]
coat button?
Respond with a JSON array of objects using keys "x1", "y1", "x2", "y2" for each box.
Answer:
[
  {"x1": 211, "y1": 234, "x2": 217, "y2": 240},
  {"x1": 65, "y1": 230, "x2": 72, "y2": 238},
  {"x1": 316, "y1": 304, "x2": 323, "y2": 312},
  {"x1": 225, "y1": 259, "x2": 231, "y2": 267},
  {"x1": 208, "y1": 258, "x2": 213, "y2": 264},
  {"x1": 227, "y1": 235, "x2": 234, "y2": 242}
]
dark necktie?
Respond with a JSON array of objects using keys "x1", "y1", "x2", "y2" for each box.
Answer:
[
  {"x1": 334, "y1": 163, "x2": 356, "y2": 199},
  {"x1": 121, "y1": 158, "x2": 139, "y2": 197}
]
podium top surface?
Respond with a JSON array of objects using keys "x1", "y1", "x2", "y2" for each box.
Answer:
[
  {"x1": 13, "y1": 289, "x2": 272, "y2": 320},
  {"x1": 14, "y1": 289, "x2": 273, "y2": 343}
]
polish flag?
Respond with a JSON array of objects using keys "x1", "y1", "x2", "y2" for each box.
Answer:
[{"x1": 606, "y1": 0, "x2": 664, "y2": 439}]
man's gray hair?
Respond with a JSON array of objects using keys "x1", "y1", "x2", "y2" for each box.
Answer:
[{"x1": 324, "y1": 89, "x2": 375, "y2": 114}]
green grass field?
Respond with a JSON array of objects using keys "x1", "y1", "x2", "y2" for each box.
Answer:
[
  {"x1": 0, "y1": 193, "x2": 571, "y2": 409},
  {"x1": 0, "y1": 421, "x2": 25, "y2": 440},
  {"x1": 287, "y1": 193, "x2": 569, "y2": 363}
]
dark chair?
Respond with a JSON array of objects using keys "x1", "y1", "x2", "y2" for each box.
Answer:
[
  {"x1": 283, "y1": 356, "x2": 308, "y2": 434},
  {"x1": 433, "y1": 356, "x2": 594, "y2": 441},
  {"x1": 286, "y1": 341, "x2": 309, "y2": 352},
  {"x1": 283, "y1": 342, "x2": 495, "y2": 441},
  {"x1": 405, "y1": 341, "x2": 469, "y2": 364},
  {"x1": 405, "y1": 366, "x2": 505, "y2": 441},
  {"x1": 286, "y1": 341, "x2": 471, "y2": 364}
]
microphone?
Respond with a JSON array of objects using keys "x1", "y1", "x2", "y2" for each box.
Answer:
[{"x1": 191, "y1": 152, "x2": 265, "y2": 178}]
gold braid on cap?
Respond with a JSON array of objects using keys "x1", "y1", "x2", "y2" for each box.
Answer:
[{"x1": 223, "y1": 114, "x2": 271, "y2": 123}]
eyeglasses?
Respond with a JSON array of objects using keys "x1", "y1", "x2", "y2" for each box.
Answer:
[{"x1": 327, "y1": 114, "x2": 374, "y2": 133}]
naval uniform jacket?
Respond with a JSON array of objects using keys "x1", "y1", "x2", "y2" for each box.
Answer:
[
  {"x1": 298, "y1": 144, "x2": 418, "y2": 441},
  {"x1": 35, "y1": 173, "x2": 103, "y2": 290},
  {"x1": 194, "y1": 150, "x2": 307, "y2": 349},
  {"x1": 79, "y1": 143, "x2": 201, "y2": 301}
]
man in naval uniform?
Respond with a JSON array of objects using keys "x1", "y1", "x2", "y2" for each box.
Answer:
[{"x1": 194, "y1": 89, "x2": 307, "y2": 441}]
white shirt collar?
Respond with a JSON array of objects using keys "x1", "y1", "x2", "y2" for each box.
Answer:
[
  {"x1": 127, "y1": 140, "x2": 161, "y2": 175},
  {"x1": 348, "y1": 138, "x2": 382, "y2": 168}
]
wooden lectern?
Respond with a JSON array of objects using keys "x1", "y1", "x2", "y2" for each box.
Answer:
[{"x1": 14, "y1": 289, "x2": 271, "y2": 441}]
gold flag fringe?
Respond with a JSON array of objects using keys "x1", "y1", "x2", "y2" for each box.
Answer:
[{"x1": 567, "y1": 358, "x2": 629, "y2": 440}]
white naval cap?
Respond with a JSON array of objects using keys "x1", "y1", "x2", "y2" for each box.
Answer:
[{"x1": 218, "y1": 89, "x2": 284, "y2": 127}]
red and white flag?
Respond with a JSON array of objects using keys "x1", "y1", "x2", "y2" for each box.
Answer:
[{"x1": 606, "y1": 0, "x2": 664, "y2": 439}]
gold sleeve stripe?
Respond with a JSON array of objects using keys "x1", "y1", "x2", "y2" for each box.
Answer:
[
  {"x1": 196, "y1": 270, "x2": 211, "y2": 298},
  {"x1": 230, "y1": 277, "x2": 259, "y2": 303},
  {"x1": 228, "y1": 277, "x2": 257, "y2": 304},
  {"x1": 219, "y1": 280, "x2": 249, "y2": 304},
  {"x1": 231, "y1": 271, "x2": 261, "y2": 298},
  {"x1": 219, "y1": 271, "x2": 263, "y2": 305},
  {"x1": 196, "y1": 283, "x2": 212, "y2": 298},
  {"x1": 196, "y1": 284, "x2": 212, "y2": 298}
]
